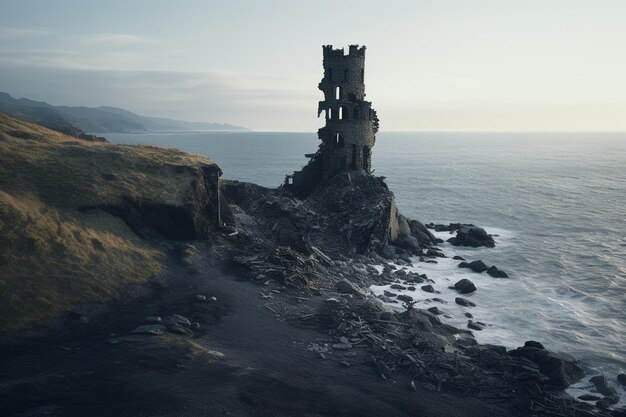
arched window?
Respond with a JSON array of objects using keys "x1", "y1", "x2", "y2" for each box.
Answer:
[{"x1": 335, "y1": 86, "x2": 342, "y2": 100}]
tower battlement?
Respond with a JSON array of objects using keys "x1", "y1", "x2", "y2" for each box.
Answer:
[
  {"x1": 322, "y1": 44, "x2": 366, "y2": 59},
  {"x1": 285, "y1": 45, "x2": 379, "y2": 198}
]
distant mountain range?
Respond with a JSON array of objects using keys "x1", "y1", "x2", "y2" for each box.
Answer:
[{"x1": 0, "y1": 92, "x2": 247, "y2": 134}]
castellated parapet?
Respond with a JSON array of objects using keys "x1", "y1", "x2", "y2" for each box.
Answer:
[{"x1": 285, "y1": 44, "x2": 379, "y2": 197}]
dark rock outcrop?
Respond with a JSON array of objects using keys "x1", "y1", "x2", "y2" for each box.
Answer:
[
  {"x1": 487, "y1": 265, "x2": 509, "y2": 278},
  {"x1": 458, "y1": 260, "x2": 489, "y2": 273},
  {"x1": 454, "y1": 279, "x2": 477, "y2": 294},
  {"x1": 455, "y1": 297, "x2": 476, "y2": 307},
  {"x1": 447, "y1": 225, "x2": 495, "y2": 248},
  {"x1": 590, "y1": 375, "x2": 618, "y2": 396},
  {"x1": 509, "y1": 345, "x2": 584, "y2": 388},
  {"x1": 421, "y1": 285, "x2": 435, "y2": 293}
]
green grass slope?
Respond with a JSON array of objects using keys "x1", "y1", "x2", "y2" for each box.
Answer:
[{"x1": 0, "y1": 112, "x2": 220, "y2": 334}]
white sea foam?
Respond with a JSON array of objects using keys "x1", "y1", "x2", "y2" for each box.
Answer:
[{"x1": 370, "y1": 226, "x2": 626, "y2": 407}]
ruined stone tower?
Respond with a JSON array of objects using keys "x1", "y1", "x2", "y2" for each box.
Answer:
[{"x1": 285, "y1": 44, "x2": 379, "y2": 197}]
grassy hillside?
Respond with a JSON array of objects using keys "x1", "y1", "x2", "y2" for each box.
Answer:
[{"x1": 0, "y1": 112, "x2": 221, "y2": 334}]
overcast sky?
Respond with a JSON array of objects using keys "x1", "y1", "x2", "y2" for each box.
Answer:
[{"x1": 0, "y1": 0, "x2": 625, "y2": 131}]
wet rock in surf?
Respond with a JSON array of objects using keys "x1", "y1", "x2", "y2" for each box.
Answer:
[
  {"x1": 487, "y1": 265, "x2": 509, "y2": 278},
  {"x1": 617, "y1": 373, "x2": 626, "y2": 387},
  {"x1": 455, "y1": 297, "x2": 476, "y2": 307},
  {"x1": 427, "y1": 306, "x2": 442, "y2": 315},
  {"x1": 454, "y1": 278, "x2": 477, "y2": 294},
  {"x1": 397, "y1": 294, "x2": 414, "y2": 304},
  {"x1": 447, "y1": 225, "x2": 495, "y2": 248},
  {"x1": 524, "y1": 340, "x2": 544, "y2": 349},
  {"x1": 458, "y1": 260, "x2": 488, "y2": 273},
  {"x1": 421, "y1": 285, "x2": 435, "y2": 293},
  {"x1": 510, "y1": 346, "x2": 584, "y2": 388},
  {"x1": 467, "y1": 320, "x2": 485, "y2": 331},
  {"x1": 590, "y1": 375, "x2": 618, "y2": 396}
]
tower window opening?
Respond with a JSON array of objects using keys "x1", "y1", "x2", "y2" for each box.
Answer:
[
  {"x1": 334, "y1": 133, "x2": 344, "y2": 148},
  {"x1": 335, "y1": 86, "x2": 342, "y2": 100},
  {"x1": 340, "y1": 106, "x2": 348, "y2": 120},
  {"x1": 330, "y1": 108, "x2": 339, "y2": 120}
]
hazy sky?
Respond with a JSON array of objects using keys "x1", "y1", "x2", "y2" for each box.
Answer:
[{"x1": 0, "y1": 0, "x2": 625, "y2": 131}]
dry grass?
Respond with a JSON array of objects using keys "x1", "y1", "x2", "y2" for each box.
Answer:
[{"x1": 0, "y1": 112, "x2": 217, "y2": 334}]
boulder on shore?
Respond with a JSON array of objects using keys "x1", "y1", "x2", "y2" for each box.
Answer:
[
  {"x1": 487, "y1": 266, "x2": 509, "y2": 278},
  {"x1": 447, "y1": 225, "x2": 495, "y2": 248},
  {"x1": 509, "y1": 345, "x2": 584, "y2": 388},
  {"x1": 455, "y1": 297, "x2": 476, "y2": 307},
  {"x1": 458, "y1": 260, "x2": 488, "y2": 273},
  {"x1": 454, "y1": 279, "x2": 477, "y2": 294}
]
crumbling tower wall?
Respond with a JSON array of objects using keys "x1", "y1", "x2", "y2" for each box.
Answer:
[{"x1": 285, "y1": 44, "x2": 379, "y2": 197}]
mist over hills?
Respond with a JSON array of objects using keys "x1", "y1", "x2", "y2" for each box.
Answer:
[{"x1": 0, "y1": 92, "x2": 247, "y2": 134}]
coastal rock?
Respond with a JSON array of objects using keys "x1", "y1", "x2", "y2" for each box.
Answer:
[
  {"x1": 455, "y1": 297, "x2": 476, "y2": 307},
  {"x1": 427, "y1": 306, "x2": 442, "y2": 315},
  {"x1": 590, "y1": 375, "x2": 618, "y2": 396},
  {"x1": 397, "y1": 294, "x2": 414, "y2": 304},
  {"x1": 390, "y1": 284, "x2": 406, "y2": 290},
  {"x1": 380, "y1": 244, "x2": 396, "y2": 260},
  {"x1": 447, "y1": 225, "x2": 495, "y2": 248},
  {"x1": 394, "y1": 235, "x2": 420, "y2": 255},
  {"x1": 383, "y1": 290, "x2": 397, "y2": 298},
  {"x1": 487, "y1": 266, "x2": 509, "y2": 278},
  {"x1": 409, "y1": 220, "x2": 438, "y2": 246},
  {"x1": 336, "y1": 280, "x2": 366, "y2": 297},
  {"x1": 421, "y1": 285, "x2": 435, "y2": 293},
  {"x1": 195, "y1": 294, "x2": 207, "y2": 302},
  {"x1": 617, "y1": 373, "x2": 626, "y2": 387},
  {"x1": 454, "y1": 278, "x2": 477, "y2": 294},
  {"x1": 458, "y1": 260, "x2": 489, "y2": 273},
  {"x1": 467, "y1": 320, "x2": 484, "y2": 331},
  {"x1": 524, "y1": 340, "x2": 545, "y2": 349},
  {"x1": 452, "y1": 256, "x2": 465, "y2": 261},
  {"x1": 604, "y1": 395, "x2": 620, "y2": 405},
  {"x1": 510, "y1": 346, "x2": 584, "y2": 388}
]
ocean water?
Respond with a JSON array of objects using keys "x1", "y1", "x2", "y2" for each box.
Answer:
[{"x1": 107, "y1": 131, "x2": 626, "y2": 400}]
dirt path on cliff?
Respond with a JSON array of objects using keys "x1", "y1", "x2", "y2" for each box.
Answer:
[{"x1": 0, "y1": 241, "x2": 504, "y2": 417}]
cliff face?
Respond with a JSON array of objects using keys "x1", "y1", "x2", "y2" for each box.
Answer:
[{"x1": 0, "y1": 112, "x2": 223, "y2": 333}]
